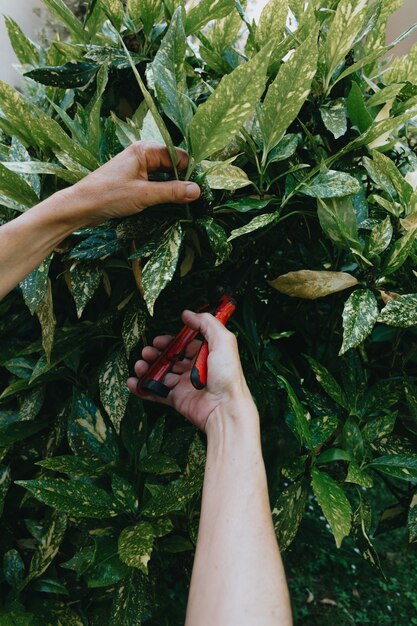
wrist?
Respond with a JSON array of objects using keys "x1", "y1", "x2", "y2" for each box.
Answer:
[{"x1": 205, "y1": 391, "x2": 261, "y2": 449}]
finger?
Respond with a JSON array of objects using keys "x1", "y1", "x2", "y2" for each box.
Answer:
[
  {"x1": 181, "y1": 310, "x2": 237, "y2": 352},
  {"x1": 153, "y1": 335, "x2": 202, "y2": 359},
  {"x1": 127, "y1": 376, "x2": 173, "y2": 407},
  {"x1": 133, "y1": 141, "x2": 190, "y2": 173},
  {"x1": 134, "y1": 360, "x2": 149, "y2": 378},
  {"x1": 137, "y1": 179, "x2": 200, "y2": 208},
  {"x1": 163, "y1": 372, "x2": 180, "y2": 388},
  {"x1": 142, "y1": 346, "x2": 160, "y2": 362}
]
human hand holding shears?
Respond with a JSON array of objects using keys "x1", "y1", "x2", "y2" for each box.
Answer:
[{"x1": 127, "y1": 305, "x2": 251, "y2": 433}]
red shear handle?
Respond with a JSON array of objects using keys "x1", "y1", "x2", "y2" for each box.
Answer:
[
  {"x1": 190, "y1": 295, "x2": 237, "y2": 390},
  {"x1": 137, "y1": 325, "x2": 198, "y2": 398}
]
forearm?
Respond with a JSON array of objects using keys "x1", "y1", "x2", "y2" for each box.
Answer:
[
  {"x1": 185, "y1": 397, "x2": 292, "y2": 626},
  {"x1": 0, "y1": 188, "x2": 85, "y2": 300}
]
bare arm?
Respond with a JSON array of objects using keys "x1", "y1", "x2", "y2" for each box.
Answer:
[
  {"x1": 128, "y1": 311, "x2": 293, "y2": 626},
  {"x1": 0, "y1": 142, "x2": 200, "y2": 301}
]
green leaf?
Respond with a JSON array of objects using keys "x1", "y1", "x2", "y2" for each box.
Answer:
[
  {"x1": 378, "y1": 294, "x2": 417, "y2": 328},
  {"x1": 26, "y1": 511, "x2": 67, "y2": 585},
  {"x1": 261, "y1": 26, "x2": 318, "y2": 159},
  {"x1": 186, "y1": 0, "x2": 235, "y2": 35},
  {"x1": 346, "y1": 82, "x2": 373, "y2": 134},
  {"x1": 266, "y1": 365, "x2": 312, "y2": 449},
  {"x1": 324, "y1": 0, "x2": 369, "y2": 90},
  {"x1": 41, "y1": 0, "x2": 85, "y2": 41},
  {"x1": 311, "y1": 468, "x2": 352, "y2": 548},
  {"x1": 301, "y1": 171, "x2": 360, "y2": 199},
  {"x1": 0, "y1": 162, "x2": 39, "y2": 207},
  {"x1": 272, "y1": 480, "x2": 307, "y2": 551},
  {"x1": 24, "y1": 62, "x2": 98, "y2": 88},
  {"x1": 228, "y1": 212, "x2": 279, "y2": 241},
  {"x1": 4, "y1": 161, "x2": 80, "y2": 185},
  {"x1": 69, "y1": 263, "x2": 102, "y2": 318},
  {"x1": 118, "y1": 522, "x2": 155, "y2": 573},
  {"x1": 3, "y1": 549, "x2": 25, "y2": 588},
  {"x1": 20, "y1": 255, "x2": 53, "y2": 315},
  {"x1": 367, "y1": 454, "x2": 417, "y2": 481},
  {"x1": 16, "y1": 478, "x2": 121, "y2": 518},
  {"x1": 110, "y1": 569, "x2": 146, "y2": 626},
  {"x1": 122, "y1": 298, "x2": 147, "y2": 357},
  {"x1": 269, "y1": 270, "x2": 358, "y2": 300},
  {"x1": 317, "y1": 197, "x2": 360, "y2": 252},
  {"x1": 190, "y1": 42, "x2": 272, "y2": 163},
  {"x1": 340, "y1": 289, "x2": 379, "y2": 356},
  {"x1": 305, "y1": 356, "x2": 348, "y2": 410},
  {"x1": 142, "y1": 222, "x2": 184, "y2": 315},
  {"x1": 256, "y1": 0, "x2": 288, "y2": 49},
  {"x1": 36, "y1": 279, "x2": 56, "y2": 363},
  {"x1": 120, "y1": 38, "x2": 179, "y2": 173},
  {"x1": 198, "y1": 217, "x2": 232, "y2": 266},
  {"x1": 151, "y1": 7, "x2": 193, "y2": 136},
  {"x1": 99, "y1": 349, "x2": 130, "y2": 434},
  {"x1": 4, "y1": 16, "x2": 40, "y2": 65},
  {"x1": 68, "y1": 390, "x2": 119, "y2": 462},
  {"x1": 201, "y1": 160, "x2": 251, "y2": 191},
  {"x1": 320, "y1": 100, "x2": 347, "y2": 139}
]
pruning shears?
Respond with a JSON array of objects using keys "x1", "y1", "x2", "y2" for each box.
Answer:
[{"x1": 136, "y1": 268, "x2": 248, "y2": 398}]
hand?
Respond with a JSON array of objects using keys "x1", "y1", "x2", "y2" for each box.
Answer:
[
  {"x1": 127, "y1": 310, "x2": 255, "y2": 432},
  {"x1": 66, "y1": 141, "x2": 201, "y2": 226}
]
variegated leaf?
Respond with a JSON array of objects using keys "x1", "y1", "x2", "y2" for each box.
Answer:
[
  {"x1": 142, "y1": 222, "x2": 184, "y2": 315},
  {"x1": 68, "y1": 390, "x2": 119, "y2": 462},
  {"x1": 151, "y1": 7, "x2": 192, "y2": 136},
  {"x1": 311, "y1": 468, "x2": 352, "y2": 548},
  {"x1": 122, "y1": 299, "x2": 147, "y2": 357},
  {"x1": 99, "y1": 349, "x2": 130, "y2": 434},
  {"x1": 228, "y1": 212, "x2": 279, "y2": 241},
  {"x1": 27, "y1": 511, "x2": 67, "y2": 583},
  {"x1": 269, "y1": 270, "x2": 358, "y2": 300},
  {"x1": 118, "y1": 522, "x2": 155, "y2": 573},
  {"x1": 256, "y1": 0, "x2": 289, "y2": 49},
  {"x1": 367, "y1": 454, "x2": 417, "y2": 481},
  {"x1": 0, "y1": 466, "x2": 11, "y2": 517},
  {"x1": 320, "y1": 100, "x2": 347, "y2": 139},
  {"x1": 16, "y1": 478, "x2": 121, "y2": 518},
  {"x1": 185, "y1": 0, "x2": 235, "y2": 35},
  {"x1": 35, "y1": 279, "x2": 56, "y2": 363},
  {"x1": 198, "y1": 217, "x2": 232, "y2": 266},
  {"x1": 69, "y1": 263, "x2": 102, "y2": 318},
  {"x1": 20, "y1": 255, "x2": 52, "y2": 315},
  {"x1": 340, "y1": 289, "x2": 379, "y2": 355},
  {"x1": 301, "y1": 171, "x2": 360, "y2": 199},
  {"x1": 260, "y1": 26, "x2": 319, "y2": 159},
  {"x1": 272, "y1": 480, "x2": 307, "y2": 551},
  {"x1": 408, "y1": 493, "x2": 417, "y2": 542},
  {"x1": 306, "y1": 356, "x2": 348, "y2": 410},
  {"x1": 110, "y1": 569, "x2": 146, "y2": 626},
  {"x1": 378, "y1": 294, "x2": 417, "y2": 328},
  {"x1": 324, "y1": 0, "x2": 369, "y2": 91},
  {"x1": 201, "y1": 160, "x2": 251, "y2": 191},
  {"x1": 190, "y1": 43, "x2": 272, "y2": 163}
]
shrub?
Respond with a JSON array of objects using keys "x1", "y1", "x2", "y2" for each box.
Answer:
[{"x1": 1, "y1": 0, "x2": 417, "y2": 622}]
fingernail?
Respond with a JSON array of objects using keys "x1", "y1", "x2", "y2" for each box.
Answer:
[{"x1": 186, "y1": 182, "x2": 200, "y2": 201}]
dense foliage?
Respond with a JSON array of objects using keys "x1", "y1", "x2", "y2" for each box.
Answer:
[{"x1": 1, "y1": 0, "x2": 417, "y2": 622}]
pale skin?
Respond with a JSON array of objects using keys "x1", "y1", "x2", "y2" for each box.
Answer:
[
  {"x1": 1, "y1": 140, "x2": 292, "y2": 624},
  {"x1": 128, "y1": 311, "x2": 293, "y2": 626},
  {"x1": 0, "y1": 141, "x2": 200, "y2": 301}
]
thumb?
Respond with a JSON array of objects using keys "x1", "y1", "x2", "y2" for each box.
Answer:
[
  {"x1": 182, "y1": 310, "x2": 233, "y2": 351},
  {"x1": 139, "y1": 180, "x2": 201, "y2": 207}
]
